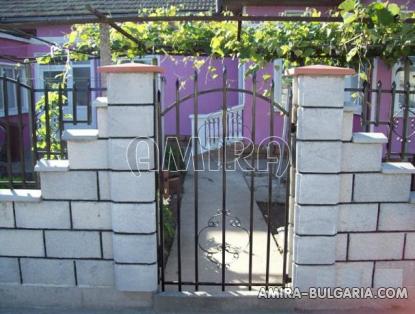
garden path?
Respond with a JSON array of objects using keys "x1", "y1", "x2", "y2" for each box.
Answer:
[{"x1": 164, "y1": 166, "x2": 284, "y2": 292}]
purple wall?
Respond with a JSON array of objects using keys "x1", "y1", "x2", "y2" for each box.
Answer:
[
  {"x1": 160, "y1": 56, "x2": 238, "y2": 136},
  {"x1": 1, "y1": 1, "x2": 414, "y2": 153},
  {"x1": 243, "y1": 64, "x2": 284, "y2": 143},
  {"x1": 0, "y1": 39, "x2": 29, "y2": 59}
]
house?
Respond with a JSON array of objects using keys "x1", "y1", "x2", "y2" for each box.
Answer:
[
  {"x1": 0, "y1": 0, "x2": 414, "y2": 167},
  {"x1": 0, "y1": 1, "x2": 415, "y2": 309}
]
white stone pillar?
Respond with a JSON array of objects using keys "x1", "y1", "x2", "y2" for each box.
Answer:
[
  {"x1": 99, "y1": 63, "x2": 163, "y2": 292},
  {"x1": 287, "y1": 65, "x2": 355, "y2": 290}
]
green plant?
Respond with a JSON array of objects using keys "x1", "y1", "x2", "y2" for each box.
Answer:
[
  {"x1": 52, "y1": 1, "x2": 415, "y2": 80},
  {"x1": 35, "y1": 89, "x2": 69, "y2": 158},
  {"x1": 164, "y1": 144, "x2": 186, "y2": 173},
  {"x1": 162, "y1": 201, "x2": 176, "y2": 241}
]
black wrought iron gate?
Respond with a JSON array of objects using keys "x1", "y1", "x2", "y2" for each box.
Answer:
[{"x1": 156, "y1": 68, "x2": 295, "y2": 291}]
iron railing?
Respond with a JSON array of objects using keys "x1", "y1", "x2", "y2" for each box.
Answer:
[
  {"x1": 158, "y1": 70, "x2": 294, "y2": 291},
  {"x1": 0, "y1": 75, "x2": 104, "y2": 189},
  {"x1": 345, "y1": 59, "x2": 415, "y2": 162}
]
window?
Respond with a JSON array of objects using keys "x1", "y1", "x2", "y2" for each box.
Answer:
[
  {"x1": 283, "y1": 10, "x2": 307, "y2": 17},
  {"x1": 344, "y1": 73, "x2": 363, "y2": 109},
  {"x1": 392, "y1": 57, "x2": 415, "y2": 115},
  {"x1": 0, "y1": 64, "x2": 29, "y2": 115},
  {"x1": 73, "y1": 67, "x2": 91, "y2": 107},
  {"x1": 119, "y1": 55, "x2": 158, "y2": 65},
  {"x1": 273, "y1": 59, "x2": 283, "y2": 108},
  {"x1": 35, "y1": 61, "x2": 93, "y2": 107}
]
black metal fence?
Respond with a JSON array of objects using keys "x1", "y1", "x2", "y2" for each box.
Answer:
[
  {"x1": 0, "y1": 75, "x2": 103, "y2": 189},
  {"x1": 157, "y1": 70, "x2": 294, "y2": 291},
  {"x1": 346, "y1": 58, "x2": 415, "y2": 162}
]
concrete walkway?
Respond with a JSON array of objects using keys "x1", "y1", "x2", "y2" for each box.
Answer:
[
  {"x1": 164, "y1": 167, "x2": 283, "y2": 291},
  {"x1": 0, "y1": 307, "x2": 411, "y2": 314}
]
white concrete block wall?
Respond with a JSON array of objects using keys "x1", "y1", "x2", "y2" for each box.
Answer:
[
  {"x1": 294, "y1": 205, "x2": 337, "y2": 235},
  {"x1": 0, "y1": 230, "x2": 45, "y2": 256},
  {"x1": 378, "y1": 203, "x2": 415, "y2": 231},
  {"x1": 0, "y1": 65, "x2": 159, "y2": 304},
  {"x1": 0, "y1": 198, "x2": 114, "y2": 289},
  {"x1": 296, "y1": 75, "x2": 345, "y2": 108},
  {"x1": 45, "y1": 231, "x2": 102, "y2": 258},
  {"x1": 15, "y1": 201, "x2": 71, "y2": 229},
  {"x1": 109, "y1": 138, "x2": 155, "y2": 171},
  {"x1": 102, "y1": 64, "x2": 161, "y2": 292},
  {"x1": 0, "y1": 258, "x2": 20, "y2": 284},
  {"x1": 337, "y1": 203, "x2": 378, "y2": 232},
  {"x1": 110, "y1": 172, "x2": 155, "y2": 203},
  {"x1": 112, "y1": 203, "x2": 156, "y2": 234},
  {"x1": 67, "y1": 139, "x2": 108, "y2": 169},
  {"x1": 114, "y1": 264, "x2": 158, "y2": 292},
  {"x1": 107, "y1": 72, "x2": 154, "y2": 104},
  {"x1": 75, "y1": 260, "x2": 114, "y2": 287},
  {"x1": 108, "y1": 106, "x2": 154, "y2": 138},
  {"x1": 294, "y1": 235, "x2": 336, "y2": 264},
  {"x1": 71, "y1": 201, "x2": 112, "y2": 230},
  {"x1": 375, "y1": 261, "x2": 415, "y2": 287},
  {"x1": 353, "y1": 173, "x2": 412, "y2": 202},
  {"x1": 293, "y1": 265, "x2": 336, "y2": 290},
  {"x1": 341, "y1": 142, "x2": 383, "y2": 172},
  {"x1": 336, "y1": 262, "x2": 373, "y2": 287},
  {"x1": 289, "y1": 67, "x2": 353, "y2": 291},
  {"x1": 296, "y1": 107, "x2": 343, "y2": 140},
  {"x1": 295, "y1": 174, "x2": 340, "y2": 205},
  {"x1": 405, "y1": 233, "x2": 415, "y2": 259},
  {"x1": 0, "y1": 64, "x2": 162, "y2": 298},
  {"x1": 348, "y1": 233, "x2": 405, "y2": 261},
  {"x1": 0, "y1": 202, "x2": 14, "y2": 227},
  {"x1": 296, "y1": 141, "x2": 342, "y2": 173},
  {"x1": 40, "y1": 171, "x2": 98, "y2": 200},
  {"x1": 290, "y1": 65, "x2": 415, "y2": 291},
  {"x1": 98, "y1": 171, "x2": 111, "y2": 200},
  {"x1": 20, "y1": 259, "x2": 75, "y2": 286}
]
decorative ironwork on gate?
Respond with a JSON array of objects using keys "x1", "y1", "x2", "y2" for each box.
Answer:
[{"x1": 156, "y1": 68, "x2": 295, "y2": 291}]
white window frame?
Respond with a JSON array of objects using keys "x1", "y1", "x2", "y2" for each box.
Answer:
[
  {"x1": 391, "y1": 57, "x2": 415, "y2": 116},
  {"x1": 273, "y1": 59, "x2": 283, "y2": 110},
  {"x1": 34, "y1": 60, "x2": 95, "y2": 104},
  {"x1": 0, "y1": 62, "x2": 29, "y2": 116},
  {"x1": 283, "y1": 10, "x2": 307, "y2": 17},
  {"x1": 238, "y1": 62, "x2": 245, "y2": 105},
  {"x1": 344, "y1": 73, "x2": 363, "y2": 114}
]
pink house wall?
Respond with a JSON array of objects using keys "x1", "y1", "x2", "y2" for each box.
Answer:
[
  {"x1": 160, "y1": 56, "x2": 239, "y2": 136},
  {"x1": 1, "y1": 1, "x2": 414, "y2": 152}
]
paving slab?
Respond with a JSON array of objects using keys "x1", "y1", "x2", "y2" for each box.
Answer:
[{"x1": 164, "y1": 167, "x2": 284, "y2": 292}]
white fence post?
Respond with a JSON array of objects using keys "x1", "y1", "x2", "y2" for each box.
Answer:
[
  {"x1": 99, "y1": 63, "x2": 163, "y2": 292},
  {"x1": 288, "y1": 65, "x2": 355, "y2": 291}
]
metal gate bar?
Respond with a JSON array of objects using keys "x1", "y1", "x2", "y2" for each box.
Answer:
[
  {"x1": 282, "y1": 86, "x2": 294, "y2": 286},
  {"x1": 158, "y1": 69, "x2": 293, "y2": 291},
  {"x1": 193, "y1": 71, "x2": 200, "y2": 291},
  {"x1": 265, "y1": 80, "x2": 275, "y2": 289},
  {"x1": 175, "y1": 78, "x2": 183, "y2": 291},
  {"x1": 248, "y1": 72, "x2": 257, "y2": 290},
  {"x1": 221, "y1": 68, "x2": 228, "y2": 291}
]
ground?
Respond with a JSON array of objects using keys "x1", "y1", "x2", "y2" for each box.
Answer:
[
  {"x1": 0, "y1": 308, "x2": 412, "y2": 314},
  {"x1": 163, "y1": 165, "x2": 284, "y2": 291}
]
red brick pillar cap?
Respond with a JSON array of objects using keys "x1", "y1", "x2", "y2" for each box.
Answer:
[
  {"x1": 286, "y1": 65, "x2": 355, "y2": 76},
  {"x1": 98, "y1": 63, "x2": 164, "y2": 74}
]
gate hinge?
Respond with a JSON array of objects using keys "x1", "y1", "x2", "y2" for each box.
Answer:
[{"x1": 291, "y1": 123, "x2": 297, "y2": 133}]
